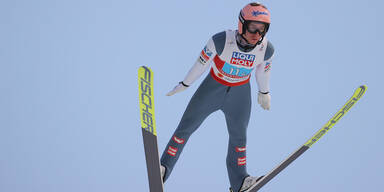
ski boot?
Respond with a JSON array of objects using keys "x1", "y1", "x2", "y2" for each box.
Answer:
[
  {"x1": 229, "y1": 175, "x2": 264, "y2": 192},
  {"x1": 160, "y1": 165, "x2": 166, "y2": 182}
]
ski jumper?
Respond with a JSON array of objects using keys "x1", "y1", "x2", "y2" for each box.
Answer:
[{"x1": 161, "y1": 30, "x2": 274, "y2": 192}]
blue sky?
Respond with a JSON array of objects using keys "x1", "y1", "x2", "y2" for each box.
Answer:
[{"x1": 1, "y1": 0, "x2": 383, "y2": 191}]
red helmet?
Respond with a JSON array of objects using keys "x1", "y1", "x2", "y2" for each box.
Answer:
[{"x1": 238, "y1": 2, "x2": 271, "y2": 35}]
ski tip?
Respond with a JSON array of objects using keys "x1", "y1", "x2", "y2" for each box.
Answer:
[
  {"x1": 138, "y1": 66, "x2": 154, "y2": 79},
  {"x1": 353, "y1": 85, "x2": 367, "y2": 101},
  {"x1": 358, "y1": 85, "x2": 367, "y2": 94},
  {"x1": 139, "y1": 65, "x2": 151, "y2": 70},
  {"x1": 138, "y1": 66, "x2": 154, "y2": 75}
]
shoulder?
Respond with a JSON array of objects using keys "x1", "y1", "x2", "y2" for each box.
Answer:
[
  {"x1": 212, "y1": 31, "x2": 226, "y2": 42},
  {"x1": 264, "y1": 40, "x2": 274, "y2": 61},
  {"x1": 211, "y1": 31, "x2": 227, "y2": 55}
]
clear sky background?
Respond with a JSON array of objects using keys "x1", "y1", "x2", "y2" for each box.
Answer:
[{"x1": 1, "y1": 0, "x2": 383, "y2": 192}]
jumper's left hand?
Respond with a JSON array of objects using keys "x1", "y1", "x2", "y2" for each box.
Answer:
[{"x1": 258, "y1": 92, "x2": 271, "y2": 110}]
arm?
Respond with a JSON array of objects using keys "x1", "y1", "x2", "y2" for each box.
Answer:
[
  {"x1": 167, "y1": 31, "x2": 226, "y2": 96},
  {"x1": 255, "y1": 41, "x2": 274, "y2": 93},
  {"x1": 255, "y1": 60, "x2": 271, "y2": 93},
  {"x1": 255, "y1": 41, "x2": 274, "y2": 109},
  {"x1": 182, "y1": 38, "x2": 216, "y2": 85}
]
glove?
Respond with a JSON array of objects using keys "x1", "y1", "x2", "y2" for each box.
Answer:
[
  {"x1": 258, "y1": 91, "x2": 271, "y2": 110},
  {"x1": 166, "y1": 82, "x2": 188, "y2": 96}
]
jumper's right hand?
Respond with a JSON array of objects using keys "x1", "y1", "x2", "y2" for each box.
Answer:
[{"x1": 166, "y1": 82, "x2": 188, "y2": 96}]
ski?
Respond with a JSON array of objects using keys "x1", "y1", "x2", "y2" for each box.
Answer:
[
  {"x1": 138, "y1": 66, "x2": 164, "y2": 192},
  {"x1": 248, "y1": 85, "x2": 367, "y2": 192}
]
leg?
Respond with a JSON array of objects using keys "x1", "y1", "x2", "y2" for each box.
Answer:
[
  {"x1": 161, "y1": 75, "x2": 226, "y2": 181},
  {"x1": 222, "y1": 83, "x2": 252, "y2": 192}
]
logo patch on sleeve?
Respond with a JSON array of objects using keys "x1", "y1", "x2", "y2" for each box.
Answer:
[
  {"x1": 199, "y1": 46, "x2": 213, "y2": 64},
  {"x1": 264, "y1": 62, "x2": 271, "y2": 72}
]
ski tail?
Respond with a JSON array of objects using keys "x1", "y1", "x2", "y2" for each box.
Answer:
[
  {"x1": 249, "y1": 85, "x2": 367, "y2": 192},
  {"x1": 138, "y1": 66, "x2": 164, "y2": 192}
]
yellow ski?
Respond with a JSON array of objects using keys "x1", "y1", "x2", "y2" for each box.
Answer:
[
  {"x1": 138, "y1": 66, "x2": 163, "y2": 192},
  {"x1": 248, "y1": 85, "x2": 367, "y2": 192}
]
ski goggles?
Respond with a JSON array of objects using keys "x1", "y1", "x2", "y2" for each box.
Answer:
[{"x1": 246, "y1": 21, "x2": 266, "y2": 35}]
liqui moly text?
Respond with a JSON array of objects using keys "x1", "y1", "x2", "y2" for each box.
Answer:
[{"x1": 230, "y1": 52, "x2": 255, "y2": 67}]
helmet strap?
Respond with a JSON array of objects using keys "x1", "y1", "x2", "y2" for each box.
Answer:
[{"x1": 256, "y1": 35, "x2": 264, "y2": 45}]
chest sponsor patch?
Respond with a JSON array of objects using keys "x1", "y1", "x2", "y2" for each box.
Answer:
[
  {"x1": 230, "y1": 52, "x2": 255, "y2": 67},
  {"x1": 222, "y1": 62, "x2": 252, "y2": 77}
]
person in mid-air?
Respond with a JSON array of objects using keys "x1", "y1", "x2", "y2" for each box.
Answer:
[{"x1": 161, "y1": 2, "x2": 274, "y2": 191}]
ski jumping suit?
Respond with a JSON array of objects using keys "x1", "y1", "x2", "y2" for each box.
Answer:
[{"x1": 161, "y1": 30, "x2": 274, "y2": 192}]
